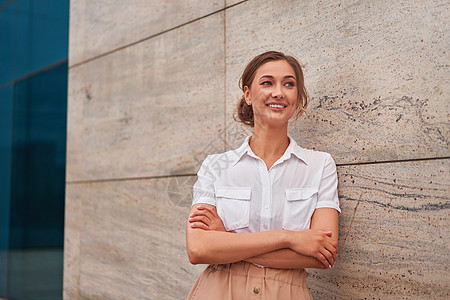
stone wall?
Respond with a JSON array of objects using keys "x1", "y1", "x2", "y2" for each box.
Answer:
[{"x1": 64, "y1": 0, "x2": 449, "y2": 299}]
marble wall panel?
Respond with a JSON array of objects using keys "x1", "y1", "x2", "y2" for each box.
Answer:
[
  {"x1": 63, "y1": 184, "x2": 84, "y2": 300},
  {"x1": 224, "y1": 0, "x2": 449, "y2": 163},
  {"x1": 64, "y1": 176, "x2": 204, "y2": 300},
  {"x1": 226, "y1": 0, "x2": 247, "y2": 7},
  {"x1": 66, "y1": 13, "x2": 225, "y2": 182},
  {"x1": 308, "y1": 159, "x2": 449, "y2": 299},
  {"x1": 69, "y1": 0, "x2": 225, "y2": 65},
  {"x1": 64, "y1": 159, "x2": 449, "y2": 299}
]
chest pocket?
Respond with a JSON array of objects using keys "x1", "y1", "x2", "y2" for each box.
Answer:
[
  {"x1": 216, "y1": 187, "x2": 251, "y2": 231},
  {"x1": 283, "y1": 188, "x2": 318, "y2": 231}
]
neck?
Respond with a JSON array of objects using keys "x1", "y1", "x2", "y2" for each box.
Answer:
[{"x1": 250, "y1": 121, "x2": 289, "y2": 159}]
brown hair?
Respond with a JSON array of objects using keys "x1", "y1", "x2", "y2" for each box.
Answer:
[{"x1": 234, "y1": 51, "x2": 308, "y2": 127}]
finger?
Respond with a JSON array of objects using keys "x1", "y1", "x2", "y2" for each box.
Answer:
[
  {"x1": 190, "y1": 222, "x2": 209, "y2": 230},
  {"x1": 190, "y1": 211, "x2": 213, "y2": 222},
  {"x1": 323, "y1": 234, "x2": 337, "y2": 247},
  {"x1": 323, "y1": 241, "x2": 337, "y2": 262},
  {"x1": 320, "y1": 247, "x2": 335, "y2": 266},
  {"x1": 316, "y1": 252, "x2": 330, "y2": 269},
  {"x1": 323, "y1": 235, "x2": 338, "y2": 254},
  {"x1": 196, "y1": 206, "x2": 221, "y2": 222},
  {"x1": 323, "y1": 240, "x2": 338, "y2": 265},
  {"x1": 197, "y1": 205, "x2": 219, "y2": 218},
  {"x1": 197, "y1": 209, "x2": 215, "y2": 222},
  {"x1": 189, "y1": 215, "x2": 212, "y2": 226},
  {"x1": 329, "y1": 246, "x2": 337, "y2": 263},
  {"x1": 326, "y1": 237, "x2": 338, "y2": 253},
  {"x1": 194, "y1": 206, "x2": 216, "y2": 217}
]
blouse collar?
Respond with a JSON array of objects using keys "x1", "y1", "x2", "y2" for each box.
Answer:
[{"x1": 231, "y1": 136, "x2": 308, "y2": 166}]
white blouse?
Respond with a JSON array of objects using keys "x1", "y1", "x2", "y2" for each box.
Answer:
[{"x1": 192, "y1": 136, "x2": 341, "y2": 233}]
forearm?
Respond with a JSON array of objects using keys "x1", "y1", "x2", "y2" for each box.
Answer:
[
  {"x1": 186, "y1": 205, "x2": 339, "y2": 268},
  {"x1": 186, "y1": 228, "x2": 289, "y2": 265},
  {"x1": 246, "y1": 208, "x2": 340, "y2": 270},
  {"x1": 245, "y1": 249, "x2": 327, "y2": 269}
]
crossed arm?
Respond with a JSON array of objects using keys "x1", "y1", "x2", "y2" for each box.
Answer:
[{"x1": 186, "y1": 204, "x2": 339, "y2": 269}]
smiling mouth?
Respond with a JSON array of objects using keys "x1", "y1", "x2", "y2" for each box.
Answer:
[{"x1": 266, "y1": 104, "x2": 287, "y2": 108}]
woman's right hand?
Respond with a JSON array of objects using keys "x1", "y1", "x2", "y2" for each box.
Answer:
[{"x1": 286, "y1": 229, "x2": 338, "y2": 268}]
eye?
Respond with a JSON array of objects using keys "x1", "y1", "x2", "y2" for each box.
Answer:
[
  {"x1": 284, "y1": 81, "x2": 295, "y2": 87},
  {"x1": 261, "y1": 81, "x2": 272, "y2": 86}
]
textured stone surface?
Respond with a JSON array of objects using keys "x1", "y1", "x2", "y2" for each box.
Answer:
[
  {"x1": 64, "y1": 176, "x2": 204, "y2": 300},
  {"x1": 308, "y1": 159, "x2": 450, "y2": 299},
  {"x1": 226, "y1": 0, "x2": 246, "y2": 7},
  {"x1": 64, "y1": 159, "x2": 449, "y2": 299},
  {"x1": 66, "y1": 12, "x2": 225, "y2": 181},
  {"x1": 69, "y1": 0, "x2": 224, "y2": 65},
  {"x1": 65, "y1": 0, "x2": 450, "y2": 299},
  {"x1": 63, "y1": 184, "x2": 83, "y2": 300},
  {"x1": 225, "y1": 0, "x2": 449, "y2": 163}
]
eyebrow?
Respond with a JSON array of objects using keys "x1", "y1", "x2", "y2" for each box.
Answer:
[{"x1": 259, "y1": 75, "x2": 296, "y2": 80}]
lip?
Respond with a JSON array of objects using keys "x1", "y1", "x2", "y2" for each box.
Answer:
[{"x1": 266, "y1": 102, "x2": 287, "y2": 111}]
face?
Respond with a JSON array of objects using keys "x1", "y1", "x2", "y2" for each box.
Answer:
[{"x1": 244, "y1": 60, "x2": 298, "y2": 128}]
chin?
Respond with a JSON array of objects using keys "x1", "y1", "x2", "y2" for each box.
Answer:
[{"x1": 256, "y1": 116, "x2": 290, "y2": 128}]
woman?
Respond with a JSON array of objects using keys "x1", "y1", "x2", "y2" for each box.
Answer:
[{"x1": 186, "y1": 51, "x2": 340, "y2": 299}]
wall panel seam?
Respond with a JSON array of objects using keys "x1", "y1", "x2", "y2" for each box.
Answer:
[
  {"x1": 0, "y1": 0, "x2": 15, "y2": 11},
  {"x1": 69, "y1": 1, "x2": 249, "y2": 69},
  {"x1": 65, "y1": 157, "x2": 450, "y2": 185},
  {"x1": 66, "y1": 174, "x2": 197, "y2": 185},
  {"x1": 0, "y1": 59, "x2": 68, "y2": 90},
  {"x1": 336, "y1": 156, "x2": 450, "y2": 167}
]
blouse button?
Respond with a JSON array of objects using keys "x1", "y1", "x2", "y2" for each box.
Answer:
[{"x1": 253, "y1": 286, "x2": 260, "y2": 294}]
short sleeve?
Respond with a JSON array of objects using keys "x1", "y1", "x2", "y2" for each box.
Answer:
[
  {"x1": 192, "y1": 156, "x2": 216, "y2": 207},
  {"x1": 315, "y1": 154, "x2": 341, "y2": 213}
]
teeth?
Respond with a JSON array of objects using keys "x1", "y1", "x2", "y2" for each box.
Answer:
[{"x1": 268, "y1": 104, "x2": 285, "y2": 108}]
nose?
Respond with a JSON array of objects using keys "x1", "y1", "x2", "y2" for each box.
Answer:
[{"x1": 271, "y1": 84, "x2": 283, "y2": 99}]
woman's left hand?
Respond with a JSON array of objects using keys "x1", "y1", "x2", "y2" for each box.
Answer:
[{"x1": 189, "y1": 205, "x2": 226, "y2": 231}]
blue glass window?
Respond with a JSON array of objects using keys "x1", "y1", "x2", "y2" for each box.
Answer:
[
  {"x1": 6, "y1": 62, "x2": 67, "y2": 300},
  {"x1": 0, "y1": 0, "x2": 69, "y2": 85},
  {"x1": 0, "y1": 85, "x2": 13, "y2": 295},
  {"x1": 0, "y1": 2, "x2": 15, "y2": 85},
  {"x1": 0, "y1": 1, "x2": 69, "y2": 299},
  {"x1": 15, "y1": 0, "x2": 69, "y2": 79}
]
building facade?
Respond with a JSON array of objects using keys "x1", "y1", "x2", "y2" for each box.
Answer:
[
  {"x1": 2, "y1": 0, "x2": 449, "y2": 299},
  {"x1": 65, "y1": 1, "x2": 449, "y2": 299}
]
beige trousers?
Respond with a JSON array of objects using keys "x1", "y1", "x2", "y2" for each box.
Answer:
[{"x1": 187, "y1": 261, "x2": 313, "y2": 300}]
